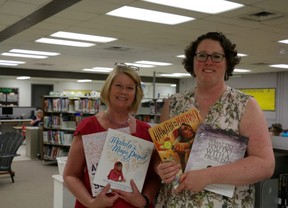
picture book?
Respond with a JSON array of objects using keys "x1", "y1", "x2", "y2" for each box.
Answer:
[
  {"x1": 93, "y1": 128, "x2": 154, "y2": 192},
  {"x1": 185, "y1": 124, "x2": 249, "y2": 198},
  {"x1": 82, "y1": 127, "x2": 130, "y2": 197},
  {"x1": 148, "y1": 108, "x2": 202, "y2": 188}
]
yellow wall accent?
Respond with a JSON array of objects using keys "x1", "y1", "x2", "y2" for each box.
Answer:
[{"x1": 239, "y1": 88, "x2": 275, "y2": 111}]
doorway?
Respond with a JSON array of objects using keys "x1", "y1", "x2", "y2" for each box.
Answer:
[{"x1": 31, "y1": 84, "x2": 53, "y2": 109}]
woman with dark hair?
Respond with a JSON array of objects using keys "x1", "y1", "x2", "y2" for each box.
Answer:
[
  {"x1": 154, "y1": 32, "x2": 275, "y2": 208},
  {"x1": 269, "y1": 123, "x2": 283, "y2": 136}
]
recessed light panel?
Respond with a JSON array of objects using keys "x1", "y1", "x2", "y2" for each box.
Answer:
[
  {"x1": 36, "y1": 38, "x2": 95, "y2": 47},
  {"x1": 107, "y1": 6, "x2": 195, "y2": 25},
  {"x1": 143, "y1": 0, "x2": 244, "y2": 14},
  {"x1": 1, "y1": 52, "x2": 47, "y2": 59},
  {"x1": 269, "y1": 64, "x2": 288, "y2": 69},
  {"x1": 135, "y1": 61, "x2": 172, "y2": 66},
  {"x1": 234, "y1": 69, "x2": 251, "y2": 73},
  {"x1": 10, "y1": 49, "x2": 60, "y2": 56},
  {"x1": 279, "y1": 39, "x2": 288, "y2": 44},
  {"x1": 51, "y1": 31, "x2": 117, "y2": 43}
]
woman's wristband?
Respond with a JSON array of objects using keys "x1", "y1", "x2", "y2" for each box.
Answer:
[{"x1": 141, "y1": 194, "x2": 150, "y2": 208}]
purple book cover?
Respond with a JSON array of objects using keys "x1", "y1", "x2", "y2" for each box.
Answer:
[{"x1": 185, "y1": 124, "x2": 248, "y2": 198}]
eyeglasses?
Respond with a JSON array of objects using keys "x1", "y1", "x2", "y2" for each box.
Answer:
[
  {"x1": 114, "y1": 62, "x2": 140, "y2": 71},
  {"x1": 194, "y1": 53, "x2": 225, "y2": 63}
]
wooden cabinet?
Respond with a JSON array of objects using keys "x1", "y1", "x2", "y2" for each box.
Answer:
[{"x1": 41, "y1": 96, "x2": 100, "y2": 161}]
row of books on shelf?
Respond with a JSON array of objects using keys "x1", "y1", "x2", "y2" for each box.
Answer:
[
  {"x1": 134, "y1": 114, "x2": 160, "y2": 123},
  {"x1": 43, "y1": 146, "x2": 69, "y2": 160},
  {"x1": 278, "y1": 173, "x2": 288, "y2": 208},
  {"x1": 43, "y1": 130, "x2": 74, "y2": 145},
  {"x1": 44, "y1": 97, "x2": 100, "y2": 113},
  {"x1": 43, "y1": 114, "x2": 91, "y2": 129}
]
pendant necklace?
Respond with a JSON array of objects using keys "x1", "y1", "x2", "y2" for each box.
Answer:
[{"x1": 105, "y1": 110, "x2": 131, "y2": 127}]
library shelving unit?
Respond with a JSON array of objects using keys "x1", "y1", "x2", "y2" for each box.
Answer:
[
  {"x1": 42, "y1": 95, "x2": 100, "y2": 162},
  {"x1": 135, "y1": 98, "x2": 164, "y2": 124}
]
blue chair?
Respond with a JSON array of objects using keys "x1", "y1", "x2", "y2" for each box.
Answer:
[{"x1": 0, "y1": 131, "x2": 24, "y2": 182}]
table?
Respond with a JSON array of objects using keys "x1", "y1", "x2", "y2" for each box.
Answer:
[
  {"x1": 52, "y1": 175, "x2": 75, "y2": 208},
  {"x1": 0, "y1": 119, "x2": 31, "y2": 133}
]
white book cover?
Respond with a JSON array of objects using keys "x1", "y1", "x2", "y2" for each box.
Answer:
[
  {"x1": 82, "y1": 127, "x2": 130, "y2": 197},
  {"x1": 185, "y1": 124, "x2": 249, "y2": 198},
  {"x1": 93, "y1": 128, "x2": 154, "y2": 192}
]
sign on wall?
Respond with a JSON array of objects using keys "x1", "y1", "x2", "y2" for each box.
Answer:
[
  {"x1": 0, "y1": 88, "x2": 19, "y2": 106},
  {"x1": 239, "y1": 88, "x2": 275, "y2": 111}
]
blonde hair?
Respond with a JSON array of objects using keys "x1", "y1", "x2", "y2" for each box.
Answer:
[{"x1": 100, "y1": 64, "x2": 143, "y2": 114}]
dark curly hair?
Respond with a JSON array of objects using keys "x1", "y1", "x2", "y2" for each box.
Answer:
[{"x1": 182, "y1": 32, "x2": 241, "y2": 81}]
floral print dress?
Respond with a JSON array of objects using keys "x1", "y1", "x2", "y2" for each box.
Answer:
[{"x1": 155, "y1": 86, "x2": 255, "y2": 208}]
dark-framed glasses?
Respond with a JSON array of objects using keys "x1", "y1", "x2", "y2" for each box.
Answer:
[
  {"x1": 194, "y1": 53, "x2": 225, "y2": 63},
  {"x1": 114, "y1": 62, "x2": 140, "y2": 71}
]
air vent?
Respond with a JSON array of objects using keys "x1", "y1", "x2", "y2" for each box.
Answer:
[
  {"x1": 105, "y1": 46, "x2": 130, "y2": 51},
  {"x1": 240, "y1": 10, "x2": 283, "y2": 22},
  {"x1": 251, "y1": 62, "x2": 270, "y2": 66},
  {"x1": 34, "y1": 63, "x2": 53, "y2": 66}
]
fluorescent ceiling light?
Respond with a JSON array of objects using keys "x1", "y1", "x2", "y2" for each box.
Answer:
[
  {"x1": 10, "y1": 49, "x2": 60, "y2": 56},
  {"x1": 135, "y1": 61, "x2": 172, "y2": 66},
  {"x1": 36, "y1": 38, "x2": 95, "y2": 47},
  {"x1": 17, "y1": 76, "x2": 31, "y2": 80},
  {"x1": 159, "y1": 73, "x2": 191, "y2": 77},
  {"x1": 234, "y1": 69, "x2": 251, "y2": 73},
  {"x1": 0, "y1": 60, "x2": 25, "y2": 64},
  {"x1": 143, "y1": 0, "x2": 244, "y2": 14},
  {"x1": 171, "y1": 84, "x2": 177, "y2": 87},
  {"x1": 125, "y1": 63, "x2": 154, "y2": 68},
  {"x1": 278, "y1": 39, "x2": 288, "y2": 44},
  {"x1": 77, "y1": 79, "x2": 92, "y2": 82},
  {"x1": 269, "y1": 64, "x2": 288, "y2": 69},
  {"x1": 51, "y1": 31, "x2": 117, "y2": 43},
  {"x1": 238, "y1": 53, "x2": 248, "y2": 57},
  {"x1": 0, "y1": 62, "x2": 18, "y2": 66},
  {"x1": 83, "y1": 67, "x2": 113, "y2": 73},
  {"x1": 0, "y1": 60, "x2": 25, "y2": 66},
  {"x1": 177, "y1": 55, "x2": 185, "y2": 58},
  {"x1": 107, "y1": 6, "x2": 195, "y2": 25},
  {"x1": 1, "y1": 52, "x2": 47, "y2": 59}
]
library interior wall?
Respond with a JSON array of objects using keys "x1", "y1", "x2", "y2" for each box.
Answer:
[
  {"x1": 179, "y1": 72, "x2": 288, "y2": 129},
  {"x1": 0, "y1": 77, "x2": 176, "y2": 106},
  {"x1": 0, "y1": 71, "x2": 287, "y2": 128}
]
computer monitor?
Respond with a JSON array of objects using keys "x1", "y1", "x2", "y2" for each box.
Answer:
[{"x1": 2, "y1": 107, "x2": 13, "y2": 117}]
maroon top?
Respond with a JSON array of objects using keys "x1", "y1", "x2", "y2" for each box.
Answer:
[{"x1": 73, "y1": 116, "x2": 153, "y2": 208}]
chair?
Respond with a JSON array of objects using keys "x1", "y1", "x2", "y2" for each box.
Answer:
[{"x1": 0, "y1": 131, "x2": 24, "y2": 182}]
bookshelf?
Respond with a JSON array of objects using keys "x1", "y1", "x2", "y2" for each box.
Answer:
[
  {"x1": 41, "y1": 95, "x2": 100, "y2": 161},
  {"x1": 135, "y1": 99, "x2": 164, "y2": 124},
  {"x1": 255, "y1": 136, "x2": 288, "y2": 208}
]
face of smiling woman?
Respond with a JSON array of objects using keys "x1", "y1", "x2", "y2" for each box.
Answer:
[
  {"x1": 194, "y1": 39, "x2": 227, "y2": 86},
  {"x1": 109, "y1": 73, "x2": 136, "y2": 110}
]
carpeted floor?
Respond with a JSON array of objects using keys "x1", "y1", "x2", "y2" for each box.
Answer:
[{"x1": 0, "y1": 144, "x2": 59, "y2": 208}]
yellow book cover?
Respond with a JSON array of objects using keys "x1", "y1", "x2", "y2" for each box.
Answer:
[{"x1": 148, "y1": 108, "x2": 202, "y2": 188}]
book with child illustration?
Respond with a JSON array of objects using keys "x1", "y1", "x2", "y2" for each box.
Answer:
[
  {"x1": 148, "y1": 108, "x2": 202, "y2": 188},
  {"x1": 185, "y1": 124, "x2": 249, "y2": 198},
  {"x1": 82, "y1": 127, "x2": 130, "y2": 197},
  {"x1": 93, "y1": 128, "x2": 154, "y2": 192}
]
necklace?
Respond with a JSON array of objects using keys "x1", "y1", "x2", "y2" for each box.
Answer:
[{"x1": 105, "y1": 110, "x2": 131, "y2": 127}]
